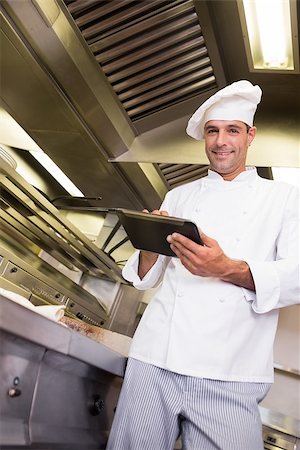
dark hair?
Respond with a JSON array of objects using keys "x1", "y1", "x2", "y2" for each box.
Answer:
[{"x1": 244, "y1": 123, "x2": 251, "y2": 133}]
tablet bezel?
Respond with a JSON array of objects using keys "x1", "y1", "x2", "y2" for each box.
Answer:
[{"x1": 116, "y1": 208, "x2": 203, "y2": 257}]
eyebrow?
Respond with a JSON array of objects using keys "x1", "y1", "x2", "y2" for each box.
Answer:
[{"x1": 204, "y1": 123, "x2": 244, "y2": 131}]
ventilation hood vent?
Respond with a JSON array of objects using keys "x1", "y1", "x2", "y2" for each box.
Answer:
[
  {"x1": 65, "y1": 0, "x2": 217, "y2": 121},
  {"x1": 157, "y1": 163, "x2": 209, "y2": 189}
]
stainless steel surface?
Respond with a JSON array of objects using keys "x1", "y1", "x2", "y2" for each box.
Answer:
[
  {"x1": 2, "y1": 300, "x2": 300, "y2": 449},
  {"x1": 0, "y1": 297, "x2": 125, "y2": 449},
  {"x1": 0, "y1": 295, "x2": 126, "y2": 376},
  {"x1": 1, "y1": 0, "x2": 298, "y2": 216},
  {"x1": 64, "y1": 0, "x2": 222, "y2": 121},
  {"x1": 274, "y1": 363, "x2": 300, "y2": 378},
  {"x1": 0, "y1": 157, "x2": 125, "y2": 283},
  {"x1": 263, "y1": 425, "x2": 299, "y2": 450},
  {"x1": 0, "y1": 0, "x2": 165, "y2": 210},
  {"x1": 157, "y1": 163, "x2": 209, "y2": 189},
  {"x1": 2, "y1": 261, "x2": 65, "y2": 305},
  {"x1": 260, "y1": 407, "x2": 300, "y2": 441},
  {"x1": 0, "y1": 242, "x2": 112, "y2": 326},
  {"x1": 0, "y1": 154, "x2": 148, "y2": 327},
  {"x1": 259, "y1": 406, "x2": 300, "y2": 450}
]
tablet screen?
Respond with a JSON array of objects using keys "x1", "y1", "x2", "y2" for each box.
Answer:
[{"x1": 116, "y1": 208, "x2": 203, "y2": 257}]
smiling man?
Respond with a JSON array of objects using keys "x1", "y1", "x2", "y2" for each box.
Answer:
[
  {"x1": 107, "y1": 81, "x2": 299, "y2": 450},
  {"x1": 204, "y1": 120, "x2": 256, "y2": 180}
]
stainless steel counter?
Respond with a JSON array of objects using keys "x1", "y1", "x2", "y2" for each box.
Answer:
[
  {"x1": 0, "y1": 296, "x2": 126, "y2": 449},
  {"x1": 0, "y1": 295, "x2": 126, "y2": 376},
  {"x1": 260, "y1": 407, "x2": 300, "y2": 450},
  {"x1": 2, "y1": 296, "x2": 299, "y2": 450}
]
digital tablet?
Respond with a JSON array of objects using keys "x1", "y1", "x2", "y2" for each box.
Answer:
[{"x1": 116, "y1": 208, "x2": 203, "y2": 257}]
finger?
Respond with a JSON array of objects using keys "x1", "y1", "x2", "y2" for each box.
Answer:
[
  {"x1": 168, "y1": 232, "x2": 201, "y2": 254},
  {"x1": 170, "y1": 243, "x2": 197, "y2": 272},
  {"x1": 169, "y1": 241, "x2": 197, "y2": 262},
  {"x1": 199, "y1": 232, "x2": 217, "y2": 247},
  {"x1": 143, "y1": 209, "x2": 169, "y2": 216}
]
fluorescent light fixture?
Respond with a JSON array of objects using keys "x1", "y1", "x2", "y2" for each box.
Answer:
[
  {"x1": 30, "y1": 150, "x2": 84, "y2": 197},
  {"x1": 0, "y1": 108, "x2": 41, "y2": 151},
  {"x1": 0, "y1": 107, "x2": 84, "y2": 197},
  {"x1": 272, "y1": 167, "x2": 300, "y2": 188},
  {"x1": 238, "y1": 0, "x2": 299, "y2": 72}
]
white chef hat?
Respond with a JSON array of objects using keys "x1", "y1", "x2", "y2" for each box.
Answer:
[{"x1": 186, "y1": 80, "x2": 262, "y2": 140}]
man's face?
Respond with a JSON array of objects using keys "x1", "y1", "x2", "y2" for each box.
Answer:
[{"x1": 204, "y1": 120, "x2": 256, "y2": 180}]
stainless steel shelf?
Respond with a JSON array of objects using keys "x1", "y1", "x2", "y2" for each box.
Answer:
[{"x1": 0, "y1": 158, "x2": 124, "y2": 283}]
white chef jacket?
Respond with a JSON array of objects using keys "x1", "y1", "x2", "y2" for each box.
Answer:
[{"x1": 123, "y1": 168, "x2": 299, "y2": 382}]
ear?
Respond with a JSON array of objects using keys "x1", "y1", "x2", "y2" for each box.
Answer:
[{"x1": 247, "y1": 126, "x2": 257, "y2": 146}]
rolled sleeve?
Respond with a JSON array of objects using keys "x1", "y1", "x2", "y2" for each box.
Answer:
[
  {"x1": 122, "y1": 251, "x2": 168, "y2": 290},
  {"x1": 243, "y1": 260, "x2": 281, "y2": 313},
  {"x1": 244, "y1": 185, "x2": 299, "y2": 314},
  {"x1": 244, "y1": 258, "x2": 299, "y2": 313}
]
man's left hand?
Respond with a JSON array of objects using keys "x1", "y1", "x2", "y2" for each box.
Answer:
[
  {"x1": 167, "y1": 231, "x2": 229, "y2": 278},
  {"x1": 166, "y1": 231, "x2": 255, "y2": 290}
]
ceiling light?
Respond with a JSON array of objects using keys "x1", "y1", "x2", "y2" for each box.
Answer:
[
  {"x1": 238, "y1": 0, "x2": 299, "y2": 72},
  {"x1": 0, "y1": 107, "x2": 84, "y2": 197},
  {"x1": 30, "y1": 150, "x2": 84, "y2": 197},
  {"x1": 0, "y1": 108, "x2": 41, "y2": 151}
]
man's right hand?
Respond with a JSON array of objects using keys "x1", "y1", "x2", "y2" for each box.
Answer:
[{"x1": 138, "y1": 209, "x2": 169, "y2": 279}]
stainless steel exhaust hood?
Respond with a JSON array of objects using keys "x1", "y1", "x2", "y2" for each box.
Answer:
[
  {"x1": 0, "y1": 0, "x2": 227, "y2": 210},
  {"x1": 1, "y1": 0, "x2": 299, "y2": 213}
]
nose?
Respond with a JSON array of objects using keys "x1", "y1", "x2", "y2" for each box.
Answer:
[{"x1": 215, "y1": 130, "x2": 227, "y2": 147}]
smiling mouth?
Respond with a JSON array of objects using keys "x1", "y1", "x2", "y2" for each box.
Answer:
[{"x1": 212, "y1": 151, "x2": 233, "y2": 156}]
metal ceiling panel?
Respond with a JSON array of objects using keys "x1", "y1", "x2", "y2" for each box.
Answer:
[
  {"x1": 64, "y1": 0, "x2": 217, "y2": 120},
  {"x1": 157, "y1": 163, "x2": 209, "y2": 189},
  {"x1": 0, "y1": 0, "x2": 166, "y2": 210}
]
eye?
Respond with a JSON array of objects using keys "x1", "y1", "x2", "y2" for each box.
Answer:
[
  {"x1": 229, "y1": 128, "x2": 239, "y2": 134},
  {"x1": 206, "y1": 129, "x2": 218, "y2": 134}
]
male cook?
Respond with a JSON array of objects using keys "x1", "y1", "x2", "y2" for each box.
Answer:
[{"x1": 107, "y1": 80, "x2": 299, "y2": 450}]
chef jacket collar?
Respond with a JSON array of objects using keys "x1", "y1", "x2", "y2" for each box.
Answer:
[{"x1": 206, "y1": 167, "x2": 258, "y2": 183}]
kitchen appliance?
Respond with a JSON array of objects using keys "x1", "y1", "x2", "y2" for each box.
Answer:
[
  {"x1": 263, "y1": 425, "x2": 300, "y2": 450},
  {"x1": 0, "y1": 295, "x2": 126, "y2": 449},
  {"x1": 261, "y1": 407, "x2": 300, "y2": 450},
  {"x1": 0, "y1": 155, "x2": 131, "y2": 327}
]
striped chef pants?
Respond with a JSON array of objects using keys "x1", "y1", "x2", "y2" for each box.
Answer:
[{"x1": 106, "y1": 358, "x2": 271, "y2": 450}]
